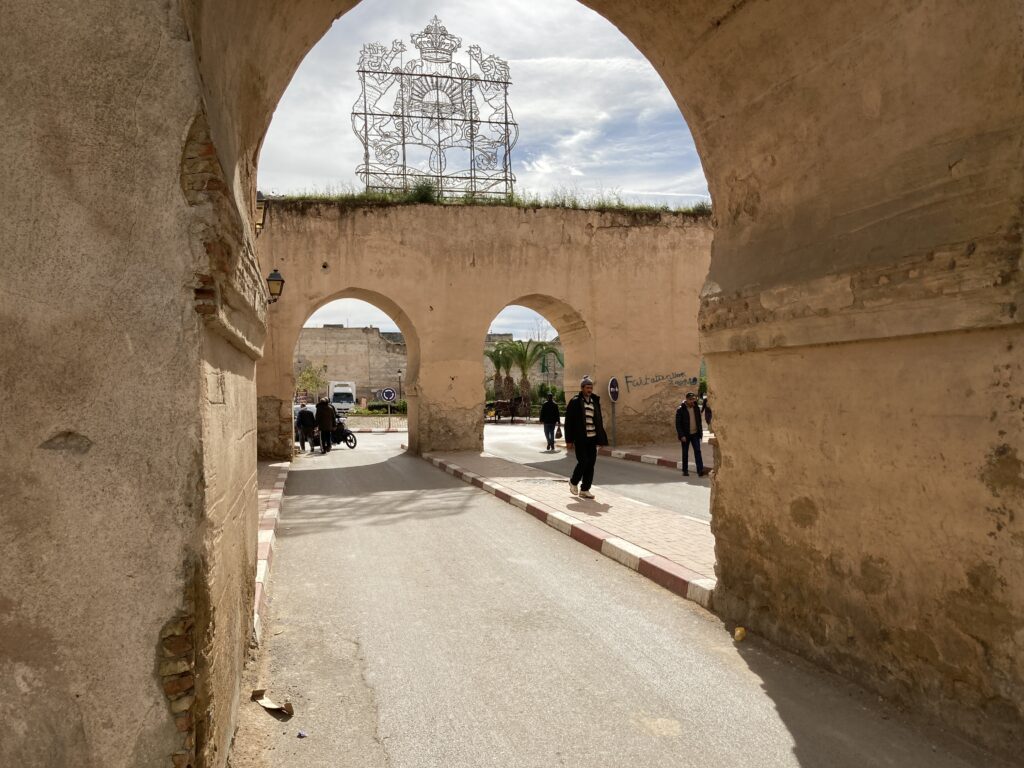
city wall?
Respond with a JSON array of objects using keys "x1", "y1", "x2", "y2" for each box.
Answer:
[{"x1": 256, "y1": 202, "x2": 712, "y2": 457}]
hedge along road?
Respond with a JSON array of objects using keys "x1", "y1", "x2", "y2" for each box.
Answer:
[{"x1": 230, "y1": 434, "x2": 1009, "y2": 768}]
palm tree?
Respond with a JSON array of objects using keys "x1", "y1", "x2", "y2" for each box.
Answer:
[
  {"x1": 482, "y1": 345, "x2": 508, "y2": 400},
  {"x1": 501, "y1": 340, "x2": 562, "y2": 415}
]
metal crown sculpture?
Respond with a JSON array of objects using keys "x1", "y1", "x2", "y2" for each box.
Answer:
[{"x1": 352, "y1": 17, "x2": 519, "y2": 198}]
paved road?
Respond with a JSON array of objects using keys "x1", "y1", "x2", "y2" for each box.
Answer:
[
  {"x1": 231, "y1": 435, "x2": 1006, "y2": 768},
  {"x1": 484, "y1": 423, "x2": 711, "y2": 522}
]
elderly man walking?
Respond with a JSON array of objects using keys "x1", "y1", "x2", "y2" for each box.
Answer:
[{"x1": 564, "y1": 375, "x2": 608, "y2": 499}]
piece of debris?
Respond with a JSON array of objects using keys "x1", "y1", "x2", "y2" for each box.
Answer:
[
  {"x1": 297, "y1": 731, "x2": 308, "y2": 739},
  {"x1": 733, "y1": 626, "x2": 747, "y2": 642},
  {"x1": 250, "y1": 689, "x2": 294, "y2": 717}
]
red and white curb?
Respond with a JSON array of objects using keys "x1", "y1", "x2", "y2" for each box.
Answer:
[
  {"x1": 254, "y1": 463, "x2": 290, "y2": 643},
  {"x1": 422, "y1": 453, "x2": 716, "y2": 611},
  {"x1": 598, "y1": 446, "x2": 713, "y2": 475}
]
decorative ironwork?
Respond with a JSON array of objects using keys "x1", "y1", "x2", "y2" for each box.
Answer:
[{"x1": 353, "y1": 16, "x2": 519, "y2": 198}]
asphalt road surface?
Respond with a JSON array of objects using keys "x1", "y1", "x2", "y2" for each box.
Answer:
[
  {"x1": 483, "y1": 423, "x2": 711, "y2": 522},
  {"x1": 230, "y1": 435, "x2": 1008, "y2": 768}
]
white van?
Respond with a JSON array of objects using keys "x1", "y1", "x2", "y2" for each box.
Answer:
[{"x1": 329, "y1": 381, "x2": 357, "y2": 416}]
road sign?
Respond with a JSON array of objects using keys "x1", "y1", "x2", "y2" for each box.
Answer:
[
  {"x1": 381, "y1": 387, "x2": 397, "y2": 402},
  {"x1": 608, "y1": 377, "x2": 620, "y2": 403}
]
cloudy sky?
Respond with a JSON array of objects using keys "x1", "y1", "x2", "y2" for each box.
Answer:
[{"x1": 260, "y1": 0, "x2": 707, "y2": 334}]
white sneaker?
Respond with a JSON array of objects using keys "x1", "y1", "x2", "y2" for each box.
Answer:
[
  {"x1": 580, "y1": 490, "x2": 595, "y2": 499},
  {"x1": 570, "y1": 483, "x2": 579, "y2": 496}
]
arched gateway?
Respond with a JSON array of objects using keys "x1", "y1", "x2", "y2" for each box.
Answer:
[{"x1": 2, "y1": 2, "x2": 1022, "y2": 765}]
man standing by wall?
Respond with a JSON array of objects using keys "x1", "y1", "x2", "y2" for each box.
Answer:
[
  {"x1": 676, "y1": 391, "x2": 708, "y2": 477},
  {"x1": 564, "y1": 376, "x2": 608, "y2": 499}
]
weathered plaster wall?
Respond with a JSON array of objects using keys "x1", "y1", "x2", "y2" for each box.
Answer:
[
  {"x1": 710, "y1": 326, "x2": 1023, "y2": 749},
  {"x1": 0, "y1": 3, "x2": 266, "y2": 767},
  {"x1": 255, "y1": 203, "x2": 711, "y2": 457}
]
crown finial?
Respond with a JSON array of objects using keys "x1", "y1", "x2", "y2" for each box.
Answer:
[{"x1": 410, "y1": 16, "x2": 462, "y2": 63}]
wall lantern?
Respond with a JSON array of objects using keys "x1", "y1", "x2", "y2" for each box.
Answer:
[
  {"x1": 255, "y1": 191, "x2": 268, "y2": 237},
  {"x1": 266, "y1": 269, "x2": 285, "y2": 303}
]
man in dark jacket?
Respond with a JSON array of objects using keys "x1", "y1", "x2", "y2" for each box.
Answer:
[
  {"x1": 563, "y1": 375, "x2": 608, "y2": 499},
  {"x1": 676, "y1": 391, "x2": 708, "y2": 477},
  {"x1": 296, "y1": 401, "x2": 317, "y2": 454},
  {"x1": 314, "y1": 397, "x2": 337, "y2": 454},
  {"x1": 539, "y1": 392, "x2": 561, "y2": 451}
]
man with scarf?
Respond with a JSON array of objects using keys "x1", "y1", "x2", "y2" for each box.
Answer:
[{"x1": 563, "y1": 375, "x2": 608, "y2": 499}]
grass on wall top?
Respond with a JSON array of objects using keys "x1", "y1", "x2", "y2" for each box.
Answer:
[{"x1": 266, "y1": 182, "x2": 712, "y2": 218}]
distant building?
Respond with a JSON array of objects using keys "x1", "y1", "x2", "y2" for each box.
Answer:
[{"x1": 294, "y1": 326, "x2": 564, "y2": 401}]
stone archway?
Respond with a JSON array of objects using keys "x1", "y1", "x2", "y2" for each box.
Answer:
[
  {"x1": 4, "y1": 2, "x2": 1023, "y2": 765},
  {"x1": 259, "y1": 287, "x2": 422, "y2": 456},
  {"x1": 188, "y1": 0, "x2": 1024, "y2": 751}
]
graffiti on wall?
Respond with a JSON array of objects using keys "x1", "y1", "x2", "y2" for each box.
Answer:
[{"x1": 623, "y1": 372, "x2": 698, "y2": 393}]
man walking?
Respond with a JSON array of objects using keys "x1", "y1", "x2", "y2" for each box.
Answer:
[
  {"x1": 539, "y1": 392, "x2": 561, "y2": 452},
  {"x1": 296, "y1": 400, "x2": 317, "y2": 454},
  {"x1": 676, "y1": 391, "x2": 708, "y2": 477},
  {"x1": 315, "y1": 397, "x2": 337, "y2": 454},
  {"x1": 564, "y1": 375, "x2": 608, "y2": 499}
]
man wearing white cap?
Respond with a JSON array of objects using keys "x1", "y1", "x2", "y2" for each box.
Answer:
[{"x1": 563, "y1": 375, "x2": 609, "y2": 499}]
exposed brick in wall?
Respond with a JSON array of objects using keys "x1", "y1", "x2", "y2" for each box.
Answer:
[{"x1": 158, "y1": 597, "x2": 197, "y2": 768}]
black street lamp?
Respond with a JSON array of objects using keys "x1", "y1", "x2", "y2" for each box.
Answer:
[
  {"x1": 266, "y1": 269, "x2": 285, "y2": 303},
  {"x1": 397, "y1": 369, "x2": 403, "y2": 399}
]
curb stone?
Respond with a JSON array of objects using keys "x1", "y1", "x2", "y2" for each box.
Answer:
[
  {"x1": 421, "y1": 453, "x2": 715, "y2": 611},
  {"x1": 254, "y1": 463, "x2": 290, "y2": 643}
]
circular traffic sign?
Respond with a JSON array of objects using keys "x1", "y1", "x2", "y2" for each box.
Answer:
[
  {"x1": 608, "y1": 377, "x2": 620, "y2": 403},
  {"x1": 381, "y1": 387, "x2": 397, "y2": 402}
]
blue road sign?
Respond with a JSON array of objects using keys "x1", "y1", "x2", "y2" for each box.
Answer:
[
  {"x1": 381, "y1": 387, "x2": 397, "y2": 402},
  {"x1": 608, "y1": 377, "x2": 620, "y2": 402}
]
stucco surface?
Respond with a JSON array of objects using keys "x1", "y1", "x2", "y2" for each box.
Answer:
[
  {"x1": 709, "y1": 326, "x2": 1024, "y2": 750},
  {"x1": 255, "y1": 203, "x2": 711, "y2": 457},
  {"x1": 0, "y1": 3, "x2": 208, "y2": 766}
]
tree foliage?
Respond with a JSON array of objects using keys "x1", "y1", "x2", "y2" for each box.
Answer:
[{"x1": 295, "y1": 361, "x2": 328, "y2": 400}]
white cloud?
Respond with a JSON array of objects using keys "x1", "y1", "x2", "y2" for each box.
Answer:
[
  {"x1": 258, "y1": 0, "x2": 708, "y2": 205},
  {"x1": 306, "y1": 299, "x2": 555, "y2": 340}
]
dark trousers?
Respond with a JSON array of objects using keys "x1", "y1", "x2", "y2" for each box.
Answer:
[
  {"x1": 682, "y1": 434, "x2": 703, "y2": 474},
  {"x1": 543, "y1": 423, "x2": 557, "y2": 449},
  {"x1": 299, "y1": 426, "x2": 316, "y2": 451},
  {"x1": 320, "y1": 429, "x2": 332, "y2": 453},
  {"x1": 571, "y1": 438, "x2": 598, "y2": 491}
]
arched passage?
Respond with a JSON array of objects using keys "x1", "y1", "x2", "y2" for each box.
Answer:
[
  {"x1": 4, "y1": 2, "x2": 1024, "y2": 765},
  {"x1": 258, "y1": 287, "x2": 422, "y2": 455},
  {"x1": 219, "y1": 4, "x2": 1024, "y2": 753}
]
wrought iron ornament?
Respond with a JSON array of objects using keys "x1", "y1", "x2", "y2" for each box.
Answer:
[{"x1": 353, "y1": 16, "x2": 519, "y2": 198}]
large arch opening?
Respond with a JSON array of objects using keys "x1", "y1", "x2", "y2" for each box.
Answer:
[
  {"x1": 259, "y1": 286, "x2": 422, "y2": 456},
  {"x1": 480, "y1": 295, "x2": 593, "y2": 436},
  {"x1": 193, "y1": 0, "x2": 1024, "y2": 760}
]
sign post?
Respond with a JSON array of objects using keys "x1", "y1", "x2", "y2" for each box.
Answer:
[
  {"x1": 382, "y1": 387, "x2": 397, "y2": 431},
  {"x1": 608, "y1": 377, "x2": 620, "y2": 448}
]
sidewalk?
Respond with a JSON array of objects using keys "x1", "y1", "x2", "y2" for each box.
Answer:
[{"x1": 424, "y1": 450, "x2": 717, "y2": 607}]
